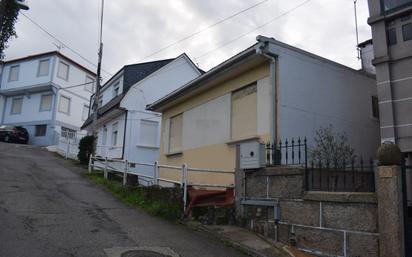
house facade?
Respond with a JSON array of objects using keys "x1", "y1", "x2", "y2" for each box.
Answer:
[
  {"x1": 0, "y1": 51, "x2": 96, "y2": 145},
  {"x1": 82, "y1": 54, "x2": 202, "y2": 177},
  {"x1": 148, "y1": 36, "x2": 380, "y2": 186},
  {"x1": 367, "y1": 0, "x2": 412, "y2": 159}
]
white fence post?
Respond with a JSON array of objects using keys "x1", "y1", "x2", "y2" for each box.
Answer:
[
  {"x1": 88, "y1": 155, "x2": 93, "y2": 173},
  {"x1": 104, "y1": 157, "x2": 108, "y2": 179},
  {"x1": 123, "y1": 160, "x2": 128, "y2": 186},
  {"x1": 154, "y1": 161, "x2": 159, "y2": 186},
  {"x1": 182, "y1": 163, "x2": 188, "y2": 213},
  {"x1": 65, "y1": 137, "x2": 70, "y2": 159}
]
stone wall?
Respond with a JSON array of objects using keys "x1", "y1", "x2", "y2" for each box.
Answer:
[{"x1": 239, "y1": 167, "x2": 379, "y2": 257}]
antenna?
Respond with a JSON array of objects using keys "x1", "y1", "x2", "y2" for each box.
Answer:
[
  {"x1": 354, "y1": 0, "x2": 361, "y2": 60},
  {"x1": 52, "y1": 42, "x2": 64, "y2": 52}
]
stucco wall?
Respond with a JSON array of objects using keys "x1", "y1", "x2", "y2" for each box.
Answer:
[{"x1": 1, "y1": 56, "x2": 53, "y2": 90}]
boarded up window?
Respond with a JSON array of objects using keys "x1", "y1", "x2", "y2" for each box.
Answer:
[
  {"x1": 139, "y1": 120, "x2": 159, "y2": 147},
  {"x1": 38, "y1": 59, "x2": 50, "y2": 77},
  {"x1": 40, "y1": 94, "x2": 52, "y2": 111},
  {"x1": 169, "y1": 114, "x2": 183, "y2": 153},
  {"x1": 11, "y1": 97, "x2": 23, "y2": 114},
  {"x1": 231, "y1": 84, "x2": 257, "y2": 139},
  {"x1": 9, "y1": 65, "x2": 19, "y2": 81}
]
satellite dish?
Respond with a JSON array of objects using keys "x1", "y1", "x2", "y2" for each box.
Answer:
[{"x1": 15, "y1": 0, "x2": 29, "y2": 10}]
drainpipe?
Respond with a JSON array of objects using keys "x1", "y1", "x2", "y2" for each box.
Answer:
[{"x1": 256, "y1": 36, "x2": 278, "y2": 144}]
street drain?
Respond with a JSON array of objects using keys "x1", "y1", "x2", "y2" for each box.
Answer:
[{"x1": 121, "y1": 250, "x2": 170, "y2": 257}]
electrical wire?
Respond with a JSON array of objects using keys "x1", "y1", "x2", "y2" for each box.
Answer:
[
  {"x1": 20, "y1": 13, "x2": 113, "y2": 77},
  {"x1": 139, "y1": 0, "x2": 271, "y2": 62}
]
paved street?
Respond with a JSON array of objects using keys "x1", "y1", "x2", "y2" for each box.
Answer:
[{"x1": 0, "y1": 143, "x2": 245, "y2": 257}]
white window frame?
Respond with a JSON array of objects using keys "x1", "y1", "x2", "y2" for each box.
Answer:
[
  {"x1": 111, "y1": 122, "x2": 118, "y2": 146},
  {"x1": 10, "y1": 97, "x2": 23, "y2": 115},
  {"x1": 138, "y1": 119, "x2": 159, "y2": 148},
  {"x1": 84, "y1": 75, "x2": 95, "y2": 93},
  {"x1": 58, "y1": 95, "x2": 71, "y2": 115},
  {"x1": 113, "y1": 82, "x2": 120, "y2": 97},
  {"x1": 82, "y1": 105, "x2": 89, "y2": 121},
  {"x1": 8, "y1": 65, "x2": 20, "y2": 82},
  {"x1": 39, "y1": 94, "x2": 53, "y2": 112},
  {"x1": 57, "y1": 61, "x2": 70, "y2": 81},
  {"x1": 37, "y1": 59, "x2": 50, "y2": 77}
]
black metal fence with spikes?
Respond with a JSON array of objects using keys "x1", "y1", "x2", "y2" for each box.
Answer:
[
  {"x1": 306, "y1": 157, "x2": 375, "y2": 192},
  {"x1": 265, "y1": 137, "x2": 308, "y2": 167}
]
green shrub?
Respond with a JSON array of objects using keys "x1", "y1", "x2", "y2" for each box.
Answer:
[{"x1": 77, "y1": 135, "x2": 96, "y2": 164}]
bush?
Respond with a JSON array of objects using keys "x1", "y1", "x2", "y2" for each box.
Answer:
[
  {"x1": 77, "y1": 135, "x2": 96, "y2": 164},
  {"x1": 310, "y1": 125, "x2": 356, "y2": 165}
]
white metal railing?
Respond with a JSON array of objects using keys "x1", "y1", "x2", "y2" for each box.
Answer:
[
  {"x1": 58, "y1": 131, "x2": 87, "y2": 159},
  {"x1": 88, "y1": 155, "x2": 235, "y2": 212}
]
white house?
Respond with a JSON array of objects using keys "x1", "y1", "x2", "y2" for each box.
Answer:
[
  {"x1": 0, "y1": 51, "x2": 96, "y2": 145},
  {"x1": 81, "y1": 53, "x2": 202, "y2": 176}
]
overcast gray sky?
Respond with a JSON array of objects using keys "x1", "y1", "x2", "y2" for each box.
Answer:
[{"x1": 5, "y1": 0, "x2": 372, "y2": 78}]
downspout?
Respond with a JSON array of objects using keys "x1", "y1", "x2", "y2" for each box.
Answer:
[
  {"x1": 0, "y1": 63, "x2": 6, "y2": 124},
  {"x1": 256, "y1": 36, "x2": 278, "y2": 144},
  {"x1": 121, "y1": 110, "x2": 128, "y2": 160}
]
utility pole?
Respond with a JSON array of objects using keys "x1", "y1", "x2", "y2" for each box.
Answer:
[{"x1": 92, "y1": 0, "x2": 104, "y2": 139}]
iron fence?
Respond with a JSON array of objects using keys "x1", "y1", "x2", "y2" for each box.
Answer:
[
  {"x1": 265, "y1": 137, "x2": 307, "y2": 166},
  {"x1": 306, "y1": 158, "x2": 375, "y2": 192}
]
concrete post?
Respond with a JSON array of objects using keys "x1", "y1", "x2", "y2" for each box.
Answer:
[
  {"x1": 154, "y1": 161, "x2": 159, "y2": 186},
  {"x1": 123, "y1": 160, "x2": 128, "y2": 186},
  {"x1": 104, "y1": 157, "x2": 108, "y2": 180},
  {"x1": 376, "y1": 165, "x2": 405, "y2": 257},
  {"x1": 234, "y1": 144, "x2": 244, "y2": 219}
]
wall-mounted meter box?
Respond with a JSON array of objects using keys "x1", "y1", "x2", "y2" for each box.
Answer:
[{"x1": 239, "y1": 140, "x2": 266, "y2": 170}]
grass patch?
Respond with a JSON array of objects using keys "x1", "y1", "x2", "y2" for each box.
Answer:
[{"x1": 85, "y1": 172, "x2": 182, "y2": 222}]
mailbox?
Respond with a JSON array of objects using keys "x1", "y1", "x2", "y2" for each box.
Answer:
[{"x1": 239, "y1": 140, "x2": 266, "y2": 170}]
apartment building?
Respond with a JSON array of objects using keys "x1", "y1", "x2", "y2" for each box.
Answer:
[
  {"x1": 367, "y1": 0, "x2": 412, "y2": 158},
  {"x1": 0, "y1": 51, "x2": 96, "y2": 145}
]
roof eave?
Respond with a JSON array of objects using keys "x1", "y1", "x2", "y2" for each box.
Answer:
[{"x1": 147, "y1": 46, "x2": 257, "y2": 112}]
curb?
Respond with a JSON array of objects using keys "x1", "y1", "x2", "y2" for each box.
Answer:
[{"x1": 185, "y1": 222, "x2": 291, "y2": 257}]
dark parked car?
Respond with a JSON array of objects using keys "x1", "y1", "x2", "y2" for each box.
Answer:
[{"x1": 0, "y1": 125, "x2": 29, "y2": 144}]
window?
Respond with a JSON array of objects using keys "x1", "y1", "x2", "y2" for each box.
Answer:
[
  {"x1": 8, "y1": 65, "x2": 19, "y2": 82},
  {"x1": 61, "y1": 127, "x2": 75, "y2": 139},
  {"x1": 231, "y1": 84, "x2": 257, "y2": 139},
  {"x1": 39, "y1": 94, "x2": 52, "y2": 111},
  {"x1": 402, "y1": 23, "x2": 412, "y2": 41},
  {"x1": 169, "y1": 114, "x2": 183, "y2": 153},
  {"x1": 57, "y1": 61, "x2": 69, "y2": 80},
  {"x1": 58, "y1": 95, "x2": 71, "y2": 114},
  {"x1": 372, "y1": 96, "x2": 380, "y2": 119},
  {"x1": 102, "y1": 126, "x2": 107, "y2": 145},
  {"x1": 98, "y1": 99, "x2": 103, "y2": 107},
  {"x1": 381, "y1": 0, "x2": 412, "y2": 12},
  {"x1": 113, "y1": 82, "x2": 120, "y2": 97},
  {"x1": 37, "y1": 59, "x2": 50, "y2": 77},
  {"x1": 85, "y1": 76, "x2": 95, "y2": 93},
  {"x1": 139, "y1": 120, "x2": 159, "y2": 147},
  {"x1": 11, "y1": 97, "x2": 23, "y2": 114},
  {"x1": 82, "y1": 105, "x2": 89, "y2": 121},
  {"x1": 387, "y1": 27, "x2": 397, "y2": 45},
  {"x1": 35, "y1": 125, "x2": 47, "y2": 137},
  {"x1": 112, "y1": 122, "x2": 118, "y2": 146}
]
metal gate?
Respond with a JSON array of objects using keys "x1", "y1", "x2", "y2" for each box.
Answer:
[{"x1": 402, "y1": 164, "x2": 412, "y2": 256}]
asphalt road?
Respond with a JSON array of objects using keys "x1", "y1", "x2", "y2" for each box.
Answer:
[{"x1": 0, "y1": 143, "x2": 245, "y2": 257}]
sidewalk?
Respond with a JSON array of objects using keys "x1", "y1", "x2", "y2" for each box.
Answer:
[{"x1": 186, "y1": 222, "x2": 316, "y2": 257}]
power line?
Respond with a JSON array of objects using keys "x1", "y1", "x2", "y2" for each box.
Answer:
[
  {"x1": 139, "y1": 0, "x2": 270, "y2": 62},
  {"x1": 196, "y1": 0, "x2": 312, "y2": 60},
  {"x1": 20, "y1": 13, "x2": 113, "y2": 77}
]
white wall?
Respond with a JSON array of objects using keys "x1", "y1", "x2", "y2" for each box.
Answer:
[
  {"x1": 52, "y1": 56, "x2": 94, "y2": 129},
  {"x1": 266, "y1": 43, "x2": 380, "y2": 158},
  {"x1": 2, "y1": 92, "x2": 54, "y2": 124},
  {"x1": 1, "y1": 56, "x2": 53, "y2": 90},
  {"x1": 95, "y1": 113, "x2": 125, "y2": 159},
  {"x1": 100, "y1": 74, "x2": 124, "y2": 106}
]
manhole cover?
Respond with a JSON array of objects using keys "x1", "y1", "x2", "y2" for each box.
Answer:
[{"x1": 121, "y1": 250, "x2": 170, "y2": 257}]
